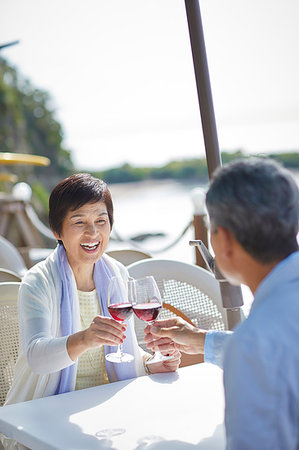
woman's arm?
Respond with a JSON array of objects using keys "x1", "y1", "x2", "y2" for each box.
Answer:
[
  {"x1": 19, "y1": 276, "x2": 126, "y2": 373},
  {"x1": 19, "y1": 275, "x2": 73, "y2": 374}
]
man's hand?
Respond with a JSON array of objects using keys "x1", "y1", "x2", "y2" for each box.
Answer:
[{"x1": 144, "y1": 317, "x2": 207, "y2": 355}]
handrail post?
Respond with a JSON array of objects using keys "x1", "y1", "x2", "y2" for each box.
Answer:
[{"x1": 190, "y1": 187, "x2": 209, "y2": 268}]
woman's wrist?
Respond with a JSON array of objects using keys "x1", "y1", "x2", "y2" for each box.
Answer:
[{"x1": 67, "y1": 330, "x2": 87, "y2": 361}]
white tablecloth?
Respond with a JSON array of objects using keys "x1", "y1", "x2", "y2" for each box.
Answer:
[{"x1": 0, "y1": 363, "x2": 225, "y2": 449}]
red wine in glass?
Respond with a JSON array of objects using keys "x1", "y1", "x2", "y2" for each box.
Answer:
[
  {"x1": 108, "y1": 303, "x2": 133, "y2": 322},
  {"x1": 133, "y1": 302, "x2": 161, "y2": 322}
]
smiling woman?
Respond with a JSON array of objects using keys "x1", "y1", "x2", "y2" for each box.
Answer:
[
  {"x1": 49, "y1": 174, "x2": 113, "y2": 290},
  {"x1": 1, "y1": 173, "x2": 181, "y2": 450}
]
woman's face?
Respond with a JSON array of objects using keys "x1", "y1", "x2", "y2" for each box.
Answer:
[{"x1": 54, "y1": 201, "x2": 111, "y2": 270}]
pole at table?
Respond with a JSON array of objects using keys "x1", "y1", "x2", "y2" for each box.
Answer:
[
  {"x1": 184, "y1": 0, "x2": 221, "y2": 178},
  {"x1": 184, "y1": 0, "x2": 243, "y2": 329}
]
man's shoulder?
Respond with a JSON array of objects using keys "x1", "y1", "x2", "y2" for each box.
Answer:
[{"x1": 230, "y1": 283, "x2": 299, "y2": 356}]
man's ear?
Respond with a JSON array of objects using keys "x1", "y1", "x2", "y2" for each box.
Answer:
[{"x1": 216, "y1": 226, "x2": 235, "y2": 259}]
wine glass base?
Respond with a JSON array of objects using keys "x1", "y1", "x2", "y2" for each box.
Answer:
[
  {"x1": 96, "y1": 428, "x2": 126, "y2": 439},
  {"x1": 105, "y1": 352, "x2": 134, "y2": 363},
  {"x1": 147, "y1": 353, "x2": 174, "y2": 364}
]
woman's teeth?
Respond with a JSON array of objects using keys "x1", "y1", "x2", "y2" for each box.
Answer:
[{"x1": 80, "y1": 242, "x2": 99, "y2": 250}]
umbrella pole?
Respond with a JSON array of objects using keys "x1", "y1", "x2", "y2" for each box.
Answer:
[
  {"x1": 184, "y1": 0, "x2": 243, "y2": 329},
  {"x1": 184, "y1": 0, "x2": 221, "y2": 178}
]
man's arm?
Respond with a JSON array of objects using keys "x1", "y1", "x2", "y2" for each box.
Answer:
[
  {"x1": 144, "y1": 317, "x2": 232, "y2": 368},
  {"x1": 205, "y1": 330, "x2": 233, "y2": 368}
]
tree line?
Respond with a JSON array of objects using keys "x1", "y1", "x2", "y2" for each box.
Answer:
[{"x1": 92, "y1": 150, "x2": 299, "y2": 185}]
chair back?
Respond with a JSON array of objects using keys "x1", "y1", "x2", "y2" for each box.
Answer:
[
  {"x1": 128, "y1": 259, "x2": 228, "y2": 357},
  {"x1": 0, "y1": 269, "x2": 22, "y2": 282},
  {"x1": 106, "y1": 249, "x2": 151, "y2": 266},
  {"x1": 0, "y1": 236, "x2": 27, "y2": 277},
  {"x1": 0, "y1": 282, "x2": 21, "y2": 406}
]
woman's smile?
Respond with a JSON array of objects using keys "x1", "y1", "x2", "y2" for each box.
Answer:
[{"x1": 80, "y1": 241, "x2": 100, "y2": 252}]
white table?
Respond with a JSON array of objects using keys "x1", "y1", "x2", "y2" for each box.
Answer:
[{"x1": 0, "y1": 363, "x2": 225, "y2": 450}]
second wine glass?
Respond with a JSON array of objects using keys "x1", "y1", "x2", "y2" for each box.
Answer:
[
  {"x1": 105, "y1": 276, "x2": 134, "y2": 363},
  {"x1": 131, "y1": 275, "x2": 173, "y2": 365}
]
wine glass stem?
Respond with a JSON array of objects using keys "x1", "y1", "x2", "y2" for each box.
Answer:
[
  {"x1": 147, "y1": 320, "x2": 167, "y2": 362},
  {"x1": 148, "y1": 321, "x2": 161, "y2": 357},
  {"x1": 116, "y1": 343, "x2": 123, "y2": 358}
]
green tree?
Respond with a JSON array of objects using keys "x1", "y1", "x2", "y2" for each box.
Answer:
[{"x1": 0, "y1": 57, "x2": 74, "y2": 192}]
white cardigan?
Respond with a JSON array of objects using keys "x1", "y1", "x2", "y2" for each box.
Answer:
[{"x1": 5, "y1": 249, "x2": 146, "y2": 406}]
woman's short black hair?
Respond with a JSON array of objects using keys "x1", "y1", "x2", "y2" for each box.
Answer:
[{"x1": 49, "y1": 173, "x2": 114, "y2": 238}]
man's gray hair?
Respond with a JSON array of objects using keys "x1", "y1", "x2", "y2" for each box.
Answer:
[{"x1": 206, "y1": 158, "x2": 299, "y2": 263}]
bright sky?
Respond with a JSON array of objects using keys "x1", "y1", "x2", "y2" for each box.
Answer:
[{"x1": 1, "y1": 0, "x2": 299, "y2": 170}]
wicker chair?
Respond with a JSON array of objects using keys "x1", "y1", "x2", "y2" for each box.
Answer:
[
  {"x1": 127, "y1": 258, "x2": 228, "y2": 367},
  {"x1": 0, "y1": 282, "x2": 21, "y2": 406}
]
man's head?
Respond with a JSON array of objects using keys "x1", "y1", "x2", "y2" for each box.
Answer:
[{"x1": 206, "y1": 158, "x2": 299, "y2": 268}]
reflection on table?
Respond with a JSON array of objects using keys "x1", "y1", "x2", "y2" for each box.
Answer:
[{"x1": 0, "y1": 363, "x2": 225, "y2": 450}]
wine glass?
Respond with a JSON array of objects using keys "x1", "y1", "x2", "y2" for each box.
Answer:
[
  {"x1": 105, "y1": 276, "x2": 135, "y2": 363},
  {"x1": 131, "y1": 276, "x2": 173, "y2": 365}
]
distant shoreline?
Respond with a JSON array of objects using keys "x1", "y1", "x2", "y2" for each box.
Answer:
[
  {"x1": 91, "y1": 151, "x2": 299, "y2": 186},
  {"x1": 108, "y1": 167, "x2": 299, "y2": 195}
]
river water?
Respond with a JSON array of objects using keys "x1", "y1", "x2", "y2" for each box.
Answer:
[{"x1": 108, "y1": 179, "x2": 203, "y2": 264}]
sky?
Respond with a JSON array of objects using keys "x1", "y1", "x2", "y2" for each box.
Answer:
[{"x1": 1, "y1": 0, "x2": 299, "y2": 171}]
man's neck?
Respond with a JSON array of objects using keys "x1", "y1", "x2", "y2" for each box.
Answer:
[
  {"x1": 232, "y1": 244, "x2": 282, "y2": 294},
  {"x1": 246, "y1": 260, "x2": 279, "y2": 294}
]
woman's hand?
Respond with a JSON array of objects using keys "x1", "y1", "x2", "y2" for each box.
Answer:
[
  {"x1": 67, "y1": 315, "x2": 126, "y2": 361},
  {"x1": 83, "y1": 315, "x2": 126, "y2": 348},
  {"x1": 145, "y1": 349, "x2": 181, "y2": 374}
]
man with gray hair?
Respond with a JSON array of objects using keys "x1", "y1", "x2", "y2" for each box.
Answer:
[{"x1": 145, "y1": 158, "x2": 299, "y2": 449}]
